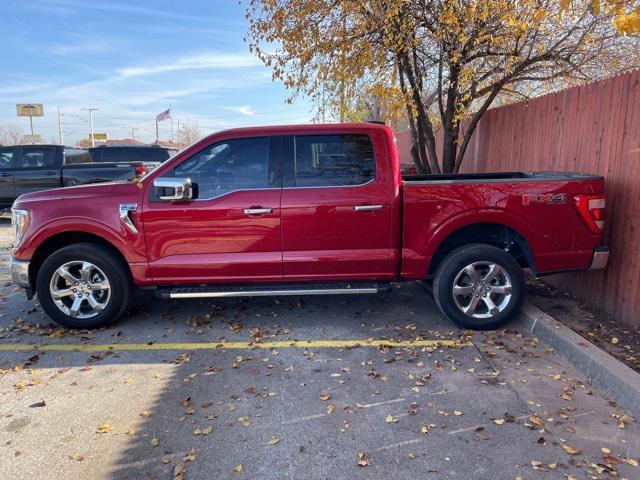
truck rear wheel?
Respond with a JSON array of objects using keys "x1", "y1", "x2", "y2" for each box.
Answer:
[
  {"x1": 36, "y1": 243, "x2": 133, "y2": 329},
  {"x1": 433, "y1": 244, "x2": 524, "y2": 330}
]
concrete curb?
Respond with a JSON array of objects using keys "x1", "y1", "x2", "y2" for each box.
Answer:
[{"x1": 515, "y1": 302, "x2": 640, "y2": 419}]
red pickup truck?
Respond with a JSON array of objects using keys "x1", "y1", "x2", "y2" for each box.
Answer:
[{"x1": 10, "y1": 123, "x2": 608, "y2": 330}]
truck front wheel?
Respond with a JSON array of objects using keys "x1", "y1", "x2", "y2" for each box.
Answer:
[
  {"x1": 433, "y1": 244, "x2": 525, "y2": 330},
  {"x1": 36, "y1": 243, "x2": 133, "y2": 329}
]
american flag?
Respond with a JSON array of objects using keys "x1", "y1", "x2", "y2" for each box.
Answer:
[{"x1": 156, "y1": 108, "x2": 171, "y2": 121}]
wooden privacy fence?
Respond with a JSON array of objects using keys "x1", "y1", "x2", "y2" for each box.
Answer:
[{"x1": 396, "y1": 69, "x2": 640, "y2": 327}]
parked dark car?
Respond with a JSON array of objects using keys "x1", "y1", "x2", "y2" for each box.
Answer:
[
  {"x1": 0, "y1": 144, "x2": 157, "y2": 209},
  {"x1": 89, "y1": 144, "x2": 176, "y2": 164}
]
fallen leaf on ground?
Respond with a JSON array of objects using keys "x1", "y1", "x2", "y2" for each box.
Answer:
[
  {"x1": 562, "y1": 444, "x2": 580, "y2": 455},
  {"x1": 233, "y1": 464, "x2": 243, "y2": 473},
  {"x1": 151, "y1": 437, "x2": 159, "y2": 446},
  {"x1": 173, "y1": 462, "x2": 186, "y2": 480},
  {"x1": 267, "y1": 437, "x2": 280, "y2": 445},
  {"x1": 529, "y1": 415, "x2": 544, "y2": 427},
  {"x1": 357, "y1": 452, "x2": 371, "y2": 467},
  {"x1": 96, "y1": 424, "x2": 113, "y2": 434},
  {"x1": 184, "y1": 448, "x2": 196, "y2": 461},
  {"x1": 320, "y1": 393, "x2": 331, "y2": 401}
]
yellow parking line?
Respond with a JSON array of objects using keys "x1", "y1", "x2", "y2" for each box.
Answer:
[{"x1": 0, "y1": 338, "x2": 470, "y2": 352}]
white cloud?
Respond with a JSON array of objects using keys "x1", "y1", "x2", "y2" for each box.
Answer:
[
  {"x1": 116, "y1": 53, "x2": 261, "y2": 78},
  {"x1": 33, "y1": 0, "x2": 202, "y2": 22},
  {"x1": 222, "y1": 105, "x2": 255, "y2": 116}
]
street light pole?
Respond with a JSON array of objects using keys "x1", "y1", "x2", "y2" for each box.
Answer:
[
  {"x1": 82, "y1": 108, "x2": 98, "y2": 147},
  {"x1": 57, "y1": 106, "x2": 64, "y2": 145}
]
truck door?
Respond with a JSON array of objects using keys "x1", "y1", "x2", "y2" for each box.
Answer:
[
  {"x1": 142, "y1": 135, "x2": 283, "y2": 284},
  {"x1": 281, "y1": 131, "x2": 394, "y2": 281},
  {"x1": 14, "y1": 146, "x2": 61, "y2": 197},
  {"x1": 0, "y1": 147, "x2": 16, "y2": 207}
]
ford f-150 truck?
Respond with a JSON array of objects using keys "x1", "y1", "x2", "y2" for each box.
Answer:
[
  {"x1": 0, "y1": 144, "x2": 158, "y2": 210},
  {"x1": 9, "y1": 123, "x2": 609, "y2": 330}
]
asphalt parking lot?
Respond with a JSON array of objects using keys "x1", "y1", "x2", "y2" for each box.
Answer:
[{"x1": 1, "y1": 216, "x2": 639, "y2": 480}]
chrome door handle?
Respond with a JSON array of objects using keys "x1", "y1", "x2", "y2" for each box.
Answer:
[
  {"x1": 244, "y1": 208, "x2": 273, "y2": 215},
  {"x1": 353, "y1": 205, "x2": 383, "y2": 212}
]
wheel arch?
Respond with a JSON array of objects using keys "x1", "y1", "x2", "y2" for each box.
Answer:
[
  {"x1": 427, "y1": 220, "x2": 536, "y2": 277},
  {"x1": 29, "y1": 232, "x2": 132, "y2": 293}
]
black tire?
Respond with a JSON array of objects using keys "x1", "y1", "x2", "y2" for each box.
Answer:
[
  {"x1": 433, "y1": 243, "x2": 525, "y2": 330},
  {"x1": 36, "y1": 242, "x2": 133, "y2": 329}
]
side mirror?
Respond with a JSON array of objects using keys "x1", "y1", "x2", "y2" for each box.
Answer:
[{"x1": 154, "y1": 177, "x2": 193, "y2": 201}]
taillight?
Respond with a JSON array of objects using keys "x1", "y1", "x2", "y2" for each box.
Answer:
[
  {"x1": 135, "y1": 165, "x2": 147, "y2": 176},
  {"x1": 574, "y1": 194, "x2": 606, "y2": 234}
]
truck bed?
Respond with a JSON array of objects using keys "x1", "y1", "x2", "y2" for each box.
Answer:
[
  {"x1": 402, "y1": 171, "x2": 603, "y2": 184},
  {"x1": 400, "y1": 171, "x2": 606, "y2": 278}
]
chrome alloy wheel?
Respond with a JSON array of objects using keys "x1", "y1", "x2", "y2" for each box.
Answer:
[
  {"x1": 452, "y1": 261, "x2": 512, "y2": 319},
  {"x1": 49, "y1": 261, "x2": 111, "y2": 319}
]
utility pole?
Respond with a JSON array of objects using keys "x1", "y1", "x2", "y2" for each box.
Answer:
[
  {"x1": 131, "y1": 128, "x2": 137, "y2": 141},
  {"x1": 176, "y1": 119, "x2": 181, "y2": 150},
  {"x1": 57, "y1": 106, "x2": 64, "y2": 145},
  {"x1": 82, "y1": 108, "x2": 98, "y2": 147},
  {"x1": 155, "y1": 118, "x2": 159, "y2": 144}
]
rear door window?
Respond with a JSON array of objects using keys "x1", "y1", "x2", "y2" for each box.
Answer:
[
  {"x1": 64, "y1": 148, "x2": 91, "y2": 164},
  {"x1": 293, "y1": 134, "x2": 375, "y2": 187},
  {"x1": 16, "y1": 147, "x2": 58, "y2": 169}
]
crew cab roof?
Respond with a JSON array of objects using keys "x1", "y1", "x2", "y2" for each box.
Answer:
[{"x1": 208, "y1": 122, "x2": 391, "y2": 139}]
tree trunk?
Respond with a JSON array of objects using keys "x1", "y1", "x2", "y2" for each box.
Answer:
[
  {"x1": 398, "y1": 60, "x2": 429, "y2": 174},
  {"x1": 397, "y1": 53, "x2": 441, "y2": 174},
  {"x1": 441, "y1": 123, "x2": 459, "y2": 173}
]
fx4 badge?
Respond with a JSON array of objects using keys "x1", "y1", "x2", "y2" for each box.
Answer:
[{"x1": 522, "y1": 193, "x2": 567, "y2": 206}]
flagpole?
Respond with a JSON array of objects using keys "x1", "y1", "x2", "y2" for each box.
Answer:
[{"x1": 155, "y1": 118, "x2": 159, "y2": 143}]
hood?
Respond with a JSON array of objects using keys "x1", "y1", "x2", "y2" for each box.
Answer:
[{"x1": 13, "y1": 182, "x2": 143, "y2": 209}]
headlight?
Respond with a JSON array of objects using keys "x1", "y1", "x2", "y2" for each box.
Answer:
[{"x1": 11, "y1": 208, "x2": 30, "y2": 248}]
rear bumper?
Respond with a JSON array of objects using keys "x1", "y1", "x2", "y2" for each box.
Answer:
[{"x1": 589, "y1": 246, "x2": 609, "y2": 270}]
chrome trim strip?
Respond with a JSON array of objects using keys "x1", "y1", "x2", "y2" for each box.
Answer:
[
  {"x1": 169, "y1": 287, "x2": 379, "y2": 299},
  {"x1": 119, "y1": 203, "x2": 138, "y2": 234},
  {"x1": 10, "y1": 258, "x2": 30, "y2": 288}
]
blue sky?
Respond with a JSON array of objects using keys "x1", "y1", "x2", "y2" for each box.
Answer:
[{"x1": 0, "y1": 0, "x2": 315, "y2": 144}]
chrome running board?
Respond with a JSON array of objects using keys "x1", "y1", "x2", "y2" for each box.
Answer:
[{"x1": 158, "y1": 282, "x2": 391, "y2": 299}]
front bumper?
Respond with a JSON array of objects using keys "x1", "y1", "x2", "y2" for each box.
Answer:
[
  {"x1": 589, "y1": 246, "x2": 610, "y2": 270},
  {"x1": 10, "y1": 258, "x2": 31, "y2": 289}
]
